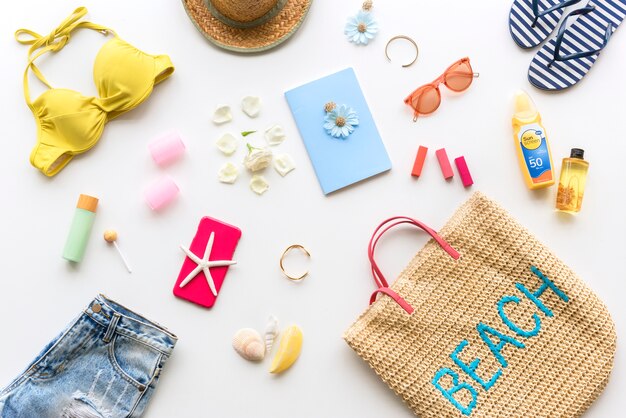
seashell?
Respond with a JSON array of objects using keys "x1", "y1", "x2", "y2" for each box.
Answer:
[
  {"x1": 269, "y1": 325, "x2": 303, "y2": 374},
  {"x1": 250, "y1": 175, "x2": 269, "y2": 195},
  {"x1": 273, "y1": 153, "x2": 295, "y2": 177},
  {"x1": 216, "y1": 133, "x2": 238, "y2": 155},
  {"x1": 264, "y1": 125, "x2": 286, "y2": 146},
  {"x1": 241, "y1": 96, "x2": 261, "y2": 118},
  {"x1": 218, "y1": 162, "x2": 239, "y2": 184},
  {"x1": 212, "y1": 105, "x2": 232, "y2": 124},
  {"x1": 264, "y1": 315, "x2": 279, "y2": 354},
  {"x1": 233, "y1": 328, "x2": 265, "y2": 362}
]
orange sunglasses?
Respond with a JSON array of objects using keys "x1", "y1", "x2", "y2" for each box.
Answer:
[{"x1": 404, "y1": 57, "x2": 479, "y2": 122}]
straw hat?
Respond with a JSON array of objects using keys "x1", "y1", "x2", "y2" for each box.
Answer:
[{"x1": 182, "y1": 0, "x2": 313, "y2": 53}]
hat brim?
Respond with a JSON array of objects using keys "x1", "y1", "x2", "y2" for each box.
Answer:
[{"x1": 182, "y1": 0, "x2": 312, "y2": 53}]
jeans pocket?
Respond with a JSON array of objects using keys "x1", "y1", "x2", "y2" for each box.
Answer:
[{"x1": 107, "y1": 333, "x2": 161, "y2": 388}]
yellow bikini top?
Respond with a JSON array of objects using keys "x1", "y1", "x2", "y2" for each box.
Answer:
[{"x1": 16, "y1": 7, "x2": 174, "y2": 176}]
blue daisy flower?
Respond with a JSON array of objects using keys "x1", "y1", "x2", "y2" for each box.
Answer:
[
  {"x1": 345, "y1": 10, "x2": 379, "y2": 45},
  {"x1": 324, "y1": 104, "x2": 359, "y2": 139}
]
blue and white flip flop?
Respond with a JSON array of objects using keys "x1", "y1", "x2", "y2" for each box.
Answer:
[
  {"x1": 529, "y1": 0, "x2": 626, "y2": 90},
  {"x1": 509, "y1": 0, "x2": 582, "y2": 48}
]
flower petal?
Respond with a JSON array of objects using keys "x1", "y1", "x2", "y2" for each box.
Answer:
[
  {"x1": 215, "y1": 133, "x2": 238, "y2": 155},
  {"x1": 212, "y1": 105, "x2": 232, "y2": 124},
  {"x1": 241, "y1": 96, "x2": 261, "y2": 118},
  {"x1": 264, "y1": 124, "x2": 286, "y2": 146},
  {"x1": 218, "y1": 162, "x2": 239, "y2": 184},
  {"x1": 250, "y1": 175, "x2": 269, "y2": 195},
  {"x1": 273, "y1": 153, "x2": 296, "y2": 177}
]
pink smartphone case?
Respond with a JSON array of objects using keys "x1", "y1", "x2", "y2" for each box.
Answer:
[{"x1": 173, "y1": 217, "x2": 242, "y2": 308}]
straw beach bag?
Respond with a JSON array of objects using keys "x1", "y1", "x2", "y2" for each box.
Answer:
[{"x1": 344, "y1": 192, "x2": 616, "y2": 417}]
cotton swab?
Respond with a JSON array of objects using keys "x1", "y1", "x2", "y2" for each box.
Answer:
[{"x1": 104, "y1": 229, "x2": 132, "y2": 273}]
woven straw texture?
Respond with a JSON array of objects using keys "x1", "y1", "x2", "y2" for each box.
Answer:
[
  {"x1": 182, "y1": 0, "x2": 312, "y2": 53},
  {"x1": 344, "y1": 192, "x2": 616, "y2": 418}
]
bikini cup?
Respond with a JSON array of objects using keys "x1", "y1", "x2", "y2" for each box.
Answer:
[{"x1": 16, "y1": 7, "x2": 174, "y2": 177}]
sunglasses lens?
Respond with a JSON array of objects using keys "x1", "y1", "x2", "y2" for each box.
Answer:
[
  {"x1": 444, "y1": 60, "x2": 473, "y2": 92},
  {"x1": 412, "y1": 86, "x2": 440, "y2": 114}
]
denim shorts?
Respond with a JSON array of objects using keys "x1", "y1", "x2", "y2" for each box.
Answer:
[{"x1": 0, "y1": 294, "x2": 177, "y2": 417}]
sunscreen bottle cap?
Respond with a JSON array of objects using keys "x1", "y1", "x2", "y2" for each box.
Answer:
[{"x1": 513, "y1": 90, "x2": 538, "y2": 119}]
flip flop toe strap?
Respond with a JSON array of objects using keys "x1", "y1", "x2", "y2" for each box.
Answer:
[
  {"x1": 549, "y1": 5, "x2": 613, "y2": 66},
  {"x1": 531, "y1": 0, "x2": 582, "y2": 27}
]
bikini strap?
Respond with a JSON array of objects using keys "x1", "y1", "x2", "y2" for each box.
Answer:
[{"x1": 15, "y1": 7, "x2": 115, "y2": 105}]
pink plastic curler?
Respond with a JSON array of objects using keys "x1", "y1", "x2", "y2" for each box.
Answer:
[
  {"x1": 436, "y1": 148, "x2": 454, "y2": 180},
  {"x1": 149, "y1": 133, "x2": 186, "y2": 166},
  {"x1": 144, "y1": 176, "x2": 180, "y2": 210},
  {"x1": 454, "y1": 156, "x2": 474, "y2": 187},
  {"x1": 411, "y1": 145, "x2": 428, "y2": 177}
]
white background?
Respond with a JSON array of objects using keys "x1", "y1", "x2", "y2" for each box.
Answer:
[{"x1": 0, "y1": 0, "x2": 624, "y2": 417}]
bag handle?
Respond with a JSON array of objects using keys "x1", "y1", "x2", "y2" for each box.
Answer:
[{"x1": 368, "y1": 216, "x2": 460, "y2": 314}]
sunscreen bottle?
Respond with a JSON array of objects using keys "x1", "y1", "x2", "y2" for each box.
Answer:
[
  {"x1": 512, "y1": 91, "x2": 555, "y2": 189},
  {"x1": 63, "y1": 194, "x2": 99, "y2": 262}
]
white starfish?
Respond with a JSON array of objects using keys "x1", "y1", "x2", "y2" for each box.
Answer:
[{"x1": 179, "y1": 232, "x2": 237, "y2": 296}]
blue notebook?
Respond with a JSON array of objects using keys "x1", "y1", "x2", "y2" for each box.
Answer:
[{"x1": 285, "y1": 68, "x2": 391, "y2": 195}]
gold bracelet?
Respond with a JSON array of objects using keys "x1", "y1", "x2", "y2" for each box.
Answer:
[
  {"x1": 385, "y1": 35, "x2": 419, "y2": 68},
  {"x1": 280, "y1": 244, "x2": 311, "y2": 281}
]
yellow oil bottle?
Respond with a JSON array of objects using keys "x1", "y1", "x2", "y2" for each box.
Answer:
[{"x1": 556, "y1": 148, "x2": 589, "y2": 213}]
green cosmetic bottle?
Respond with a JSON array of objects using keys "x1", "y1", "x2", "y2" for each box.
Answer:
[{"x1": 63, "y1": 194, "x2": 99, "y2": 263}]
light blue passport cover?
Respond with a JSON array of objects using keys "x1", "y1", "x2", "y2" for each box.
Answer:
[{"x1": 285, "y1": 68, "x2": 392, "y2": 195}]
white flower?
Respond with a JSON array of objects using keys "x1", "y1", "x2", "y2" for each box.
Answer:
[
  {"x1": 250, "y1": 175, "x2": 269, "y2": 195},
  {"x1": 243, "y1": 144, "x2": 272, "y2": 171},
  {"x1": 218, "y1": 162, "x2": 239, "y2": 184},
  {"x1": 273, "y1": 153, "x2": 295, "y2": 177},
  {"x1": 215, "y1": 133, "x2": 238, "y2": 155}
]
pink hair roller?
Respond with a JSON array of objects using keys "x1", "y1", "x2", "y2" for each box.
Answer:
[
  {"x1": 435, "y1": 148, "x2": 454, "y2": 180},
  {"x1": 145, "y1": 176, "x2": 180, "y2": 210},
  {"x1": 454, "y1": 156, "x2": 474, "y2": 187},
  {"x1": 149, "y1": 133, "x2": 186, "y2": 166}
]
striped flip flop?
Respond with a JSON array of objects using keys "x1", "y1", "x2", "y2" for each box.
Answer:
[
  {"x1": 509, "y1": 0, "x2": 582, "y2": 48},
  {"x1": 529, "y1": 0, "x2": 626, "y2": 90}
]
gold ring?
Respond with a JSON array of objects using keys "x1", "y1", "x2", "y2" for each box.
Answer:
[
  {"x1": 385, "y1": 35, "x2": 419, "y2": 68},
  {"x1": 280, "y1": 244, "x2": 311, "y2": 281}
]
